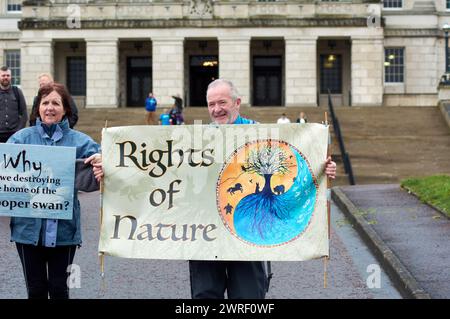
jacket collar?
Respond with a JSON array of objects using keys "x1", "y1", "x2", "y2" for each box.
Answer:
[{"x1": 36, "y1": 117, "x2": 70, "y2": 142}]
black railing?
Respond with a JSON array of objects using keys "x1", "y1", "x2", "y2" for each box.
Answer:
[{"x1": 327, "y1": 90, "x2": 355, "y2": 185}]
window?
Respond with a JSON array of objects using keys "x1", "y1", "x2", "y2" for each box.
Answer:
[
  {"x1": 383, "y1": 0, "x2": 402, "y2": 9},
  {"x1": 447, "y1": 0, "x2": 450, "y2": 9},
  {"x1": 320, "y1": 54, "x2": 342, "y2": 94},
  {"x1": 7, "y1": 0, "x2": 22, "y2": 12},
  {"x1": 67, "y1": 57, "x2": 86, "y2": 95},
  {"x1": 384, "y1": 48, "x2": 404, "y2": 83},
  {"x1": 5, "y1": 50, "x2": 21, "y2": 86}
]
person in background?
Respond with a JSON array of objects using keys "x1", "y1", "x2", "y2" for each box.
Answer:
[
  {"x1": 169, "y1": 103, "x2": 184, "y2": 125},
  {"x1": 277, "y1": 113, "x2": 291, "y2": 124},
  {"x1": 159, "y1": 108, "x2": 172, "y2": 125},
  {"x1": 29, "y1": 73, "x2": 78, "y2": 129},
  {"x1": 0, "y1": 66, "x2": 27, "y2": 142},
  {"x1": 7, "y1": 82, "x2": 101, "y2": 299},
  {"x1": 189, "y1": 78, "x2": 337, "y2": 299},
  {"x1": 172, "y1": 93, "x2": 183, "y2": 112},
  {"x1": 169, "y1": 94, "x2": 184, "y2": 125},
  {"x1": 296, "y1": 112, "x2": 308, "y2": 124},
  {"x1": 144, "y1": 92, "x2": 157, "y2": 125}
]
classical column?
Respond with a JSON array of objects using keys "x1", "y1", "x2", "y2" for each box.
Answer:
[
  {"x1": 86, "y1": 39, "x2": 119, "y2": 108},
  {"x1": 152, "y1": 37, "x2": 184, "y2": 106},
  {"x1": 351, "y1": 37, "x2": 383, "y2": 106},
  {"x1": 218, "y1": 37, "x2": 250, "y2": 106},
  {"x1": 20, "y1": 39, "x2": 54, "y2": 105},
  {"x1": 285, "y1": 37, "x2": 317, "y2": 107}
]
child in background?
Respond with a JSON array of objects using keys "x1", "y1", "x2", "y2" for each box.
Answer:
[{"x1": 159, "y1": 108, "x2": 172, "y2": 125}]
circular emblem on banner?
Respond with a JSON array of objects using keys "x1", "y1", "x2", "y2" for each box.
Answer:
[{"x1": 216, "y1": 140, "x2": 318, "y2": 247}]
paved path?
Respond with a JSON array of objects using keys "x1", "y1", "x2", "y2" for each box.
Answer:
[
  {"x1": 0, "y1": 191, "x2": 400, "y2": 299},
  {"x1": 333, "y1": 184, "x2": 450, "y2": 299}
]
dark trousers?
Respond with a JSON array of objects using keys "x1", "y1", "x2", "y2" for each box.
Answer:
[
  {"x1": 16, "y1": 243, "x2": 76, "y2": 299},
  {"x1": 189, "y1": 260, "x2": 267, "y2": 299},
  {"x1": 0, "y1": 131, "x2": 16, "y2": 143}
]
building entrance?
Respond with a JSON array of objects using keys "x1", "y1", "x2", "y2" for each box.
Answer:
[
  {"x1": 189, "y1": 55, "x2": 218, "y2": 106},
  {"x1": 252, "y1": 56, "x2": 282, "y2": 106},
  {"x1": 127, "y1": 57, "x2": 152, "y2": 107}
]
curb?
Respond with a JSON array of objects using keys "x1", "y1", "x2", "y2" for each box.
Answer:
[{"x1": 332, "y1": 186, "x2": 431, "y2": 299}]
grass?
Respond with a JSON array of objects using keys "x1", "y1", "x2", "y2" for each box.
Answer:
[{"x1": 401, "y1": 175, "x2": 450, "y2": 218}]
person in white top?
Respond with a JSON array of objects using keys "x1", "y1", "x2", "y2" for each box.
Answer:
[
  {"x1": 296, "y1": 112, "x2": 308, "y2": 124},
  {"x1": 277, "y1": 113, "x2": 291, "y2": 124}
]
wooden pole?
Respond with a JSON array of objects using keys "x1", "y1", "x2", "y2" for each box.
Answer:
[
  {"x1": 99, "y1": 121, "x2": 107, "y2": 293},
  {"x1": 324, "y1": 112, "x2": 331, "y2": 288}
]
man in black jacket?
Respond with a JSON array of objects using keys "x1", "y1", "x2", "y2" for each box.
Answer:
[
  {"x1": 29, "y1": 73, "x2": 79, "y2": 128},
  {"x1": 0, "y1": 66, "x2": 27, "y2": 142}
]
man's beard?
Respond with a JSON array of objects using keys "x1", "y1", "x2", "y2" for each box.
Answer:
[{"x1": 0, "y1": 79, "x2": 10, "y2": 88}]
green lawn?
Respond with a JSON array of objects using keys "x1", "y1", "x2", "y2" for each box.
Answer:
[{"x1": 401, "y1": 175, "x2": 450, "y2": 217}]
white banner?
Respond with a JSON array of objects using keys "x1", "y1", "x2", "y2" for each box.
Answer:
[{"x1": 99, "y1": 123, "x2": 329, "y2": 261}]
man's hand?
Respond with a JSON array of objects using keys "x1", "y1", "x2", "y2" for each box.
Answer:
[
  {"x1": 85, "y1": 153, "x2": 103, "y2": 182},
  {"x1": 325, "y1": 156, "x2": 336, "y2": 179}
]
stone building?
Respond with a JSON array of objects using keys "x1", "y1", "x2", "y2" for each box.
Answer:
[{"x1": 0, "y1": 0, "x2": 449, "y2": 108}]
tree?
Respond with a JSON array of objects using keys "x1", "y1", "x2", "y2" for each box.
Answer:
[{"x1": 242, "y1": 143, "x2": 289, "y2": 194}]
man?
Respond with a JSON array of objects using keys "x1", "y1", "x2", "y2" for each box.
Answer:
[
  {"x1": 0, "y1": 66, "x2": 27, "y2": 143},
  {"x1": 189, "y1": 79, "x2": 337, "y2": 299},
  {"x1": 277, "y1": 113, "x2": 291, "y2": 124},
  {"x1": 29, "y1": 73, "x2": 79, "y2": 128},
  {"x1": 145, "y1": 92, "x2": 157, "y2": 125}
]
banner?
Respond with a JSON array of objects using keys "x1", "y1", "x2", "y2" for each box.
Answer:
[
  {"x1": 99, "y1": 123, "x2": 329, "y2": 261},
  {"x1": 0, "y1": 143, "x2": 76, "y2": 219}
]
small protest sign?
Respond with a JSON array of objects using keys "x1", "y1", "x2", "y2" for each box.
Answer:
[{"x1": 0, "y1": 143, "x2": 76, "y2": 219}]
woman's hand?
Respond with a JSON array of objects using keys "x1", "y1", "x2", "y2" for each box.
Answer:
[{"x1": 85, "y1": 153, "x2": 103, "y2": 182}]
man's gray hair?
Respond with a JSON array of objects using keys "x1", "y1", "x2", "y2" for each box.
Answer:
[
  {"x1": 0, "y1": 66, "x2": 10, "y2": 72},
  {"x1": 207, "y1": 79, "x2": 240, "y2": 101}
]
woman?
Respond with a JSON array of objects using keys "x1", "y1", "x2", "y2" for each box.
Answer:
[
  {"x1": 7, "y1": 82, "x2": 101, "y2": 299},
  {"x1": 296, "y1": 112, "x2": 308, "y2": 124}
]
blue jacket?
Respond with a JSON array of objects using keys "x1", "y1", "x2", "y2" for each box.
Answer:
[
  {"x1": 7, "y1": 118, "x2": 100, "y2": 246},
  {"x1": 232, "y1": 115, "x2": 257, "y2": 125},
  {"x1": 145, "y1": 97, "x2": 157, "y2": 112}
]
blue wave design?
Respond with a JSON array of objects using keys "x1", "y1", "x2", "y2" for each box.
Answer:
[{"x1": 233, "y1": 147, "x2": 316, "y2": 246}]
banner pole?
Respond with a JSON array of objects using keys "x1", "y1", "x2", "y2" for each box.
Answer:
[
  {"x1": 324, "y1": 112, "x2": 331, "y2": 288},
  {"x1": 99, "y1": 121, "x2": 107, "y2": 294}
]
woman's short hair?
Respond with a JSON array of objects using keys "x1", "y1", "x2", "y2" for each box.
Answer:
[{"x1": 33, "y1": 82, "x2": 73, "y2": 121}]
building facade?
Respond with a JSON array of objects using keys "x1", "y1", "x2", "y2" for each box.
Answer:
[{"x1": 1, "y1": 0, "x2": 449, "y2": 108}]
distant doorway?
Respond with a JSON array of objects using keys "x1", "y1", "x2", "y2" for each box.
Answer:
[
  {"x1": 317, "y1": 39, "x2": 351, "y2": 107},
  {"x1": 127, "y1": 57, "x2": 152, "y2": 107},
  {"x1": 253, "y1": 56, "x2": 282, "y2": 106},
  {"x1": 319, "y1": 54, "x2": 342, "y2": 107},
  {"x1": 189, "y1": 55, "x2": 218, "y2": 106}
]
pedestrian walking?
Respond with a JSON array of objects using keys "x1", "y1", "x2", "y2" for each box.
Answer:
[{"x1": 145, "y1": 92, "x2": 157, "y2": 125}]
